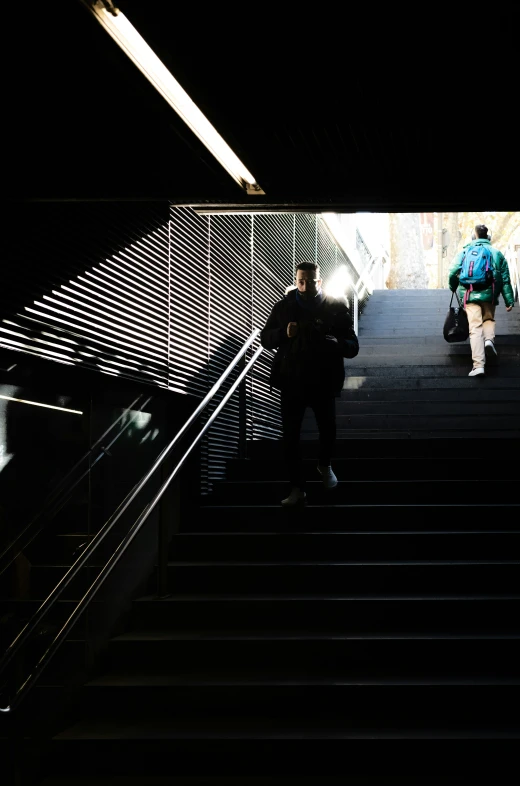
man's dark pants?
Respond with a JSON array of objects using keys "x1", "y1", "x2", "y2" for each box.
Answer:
[{"x1": 280, "y1": 389, "x2": 336, "y2": 489}]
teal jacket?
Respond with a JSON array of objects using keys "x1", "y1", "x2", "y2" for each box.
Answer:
[{"x1": 448, "y1": 239, "x2": 515, "y2": 307}]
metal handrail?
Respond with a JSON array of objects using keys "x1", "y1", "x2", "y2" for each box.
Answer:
[
  {"x1": 0, "y1": 393, "x2": 151, "y2": 576},
  {"x1": 0, "y1": 328, "x2": 262, "y2": 713}
]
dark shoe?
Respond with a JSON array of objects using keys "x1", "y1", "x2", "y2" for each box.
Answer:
[
  {"x1": 281, "y1": 488, "x2": 306, "y2": 507},
  {"x1": 317, "y1": 465, "x2": 338, "y2": 489}
]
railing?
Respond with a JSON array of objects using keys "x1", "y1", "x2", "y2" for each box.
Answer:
[
  {"x1": 356, "y1": 228, "x2": 387, "y2": 291},
  {"x1": 505, "y1": 244, "x2": 520, "y2": 303},
  {"x1": 0, "y1": 329, "x2": 263, "y2": 713},
  {"x1": 0, "y1": 393, "x2": 152, "y2": 577},
  {"x1": 355, "y1": 228, "x2": 372, "y2": 271}
]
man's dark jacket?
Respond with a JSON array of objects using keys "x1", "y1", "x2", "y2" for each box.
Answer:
[{"x1": 260, "y1": 289, "x2": 359, "y2": 396}]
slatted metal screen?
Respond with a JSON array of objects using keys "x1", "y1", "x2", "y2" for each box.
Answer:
[
  {"x1": 206, "y1": 214, "x2": 252, "y2": 490},
  {"x1": 317, "y1": 216, "x2": 338, "y2": 285},
  {"x1": 2, "y1": 203, "x2": 368, "y2": 494},
  {"x1": 251, "y1": 213, "x2": 294, "y2": 443},
  {"x1": 294, "y1": 214, "x2": 316, "y2": 265},
  {"x1": 1, "y1": 202, "x2": 171, "y2": 387},
  {"x1": 167, "y1": 206, "x2": 209, "y2": 398}
]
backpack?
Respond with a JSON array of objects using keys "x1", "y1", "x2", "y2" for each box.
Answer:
[{"x1": 459, "y1": 243, "x2": 494, "y2": 288}]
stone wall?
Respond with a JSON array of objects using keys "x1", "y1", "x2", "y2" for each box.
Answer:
[
  {"x1": 355, "y1": 212, "x2": 520, "y2": 290},
  {"x1": 386, "y1": 213, "x2": 429, "y2": 289}
]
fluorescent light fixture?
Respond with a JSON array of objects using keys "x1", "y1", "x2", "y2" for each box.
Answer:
[
  {"x1": 85, "y1": 1, "x2": 264, "y2": 195},
  {"x1": 191, "y1": 206, "x2": 330, "y2": 215},
  {"x1": 0, "y1": 395, "x2": 82, "y2": 414},
  {"x1": 192, "y1": 208, "x2": 294, "y2": 215}
]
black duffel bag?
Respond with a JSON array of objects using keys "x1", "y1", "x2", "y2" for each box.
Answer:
[{"x1": 443, "y1": 291, "x2": 469, "y2": 343}]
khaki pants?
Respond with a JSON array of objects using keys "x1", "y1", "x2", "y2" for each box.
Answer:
[{"x1": 465, "y1": 301, "x2": 496, "y2": 368}]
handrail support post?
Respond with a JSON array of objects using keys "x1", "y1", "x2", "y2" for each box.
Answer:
[
  {"x1": 157, "y1": 446, "x2": 180, "y2": 599},
  {"x1": 237, "y1": 354, "x2": 247, "y2": 460}
]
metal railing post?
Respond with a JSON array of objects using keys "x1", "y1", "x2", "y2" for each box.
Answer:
[
  {"x1": 157, "y1": 506, "x2": 169, "y2": 599},
  {"x1": 157, "y1": 445, "x2": 180, "y2": 598},
  {"x1": 237, "y1": 353, "x2": 247, "y2": 459}
]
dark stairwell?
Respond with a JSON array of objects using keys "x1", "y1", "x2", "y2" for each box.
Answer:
[{"x1": 4, "y1": 288, "x2": 520, "y2": 786}]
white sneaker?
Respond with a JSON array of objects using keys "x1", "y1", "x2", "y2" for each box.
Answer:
[
  {"x1": 485, "y1": 340, "x2": 498, "y2": 361},
  {"x1": 317, "y1": 465, "x2": 338, "y2": 489},
  {"x1": 468, "y1": 366, "x2": 485, "y2": 377},
  {"x1": 281, "y1": 488, "x2": 306, "y2": 507}
]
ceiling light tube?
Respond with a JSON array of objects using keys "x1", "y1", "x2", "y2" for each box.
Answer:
[
  {"x1": 0, "y1": 395, "x2": 83, "y2": 414},
  {"x1": 84, "y1": 1, "x2": 264, "y2": 195}
]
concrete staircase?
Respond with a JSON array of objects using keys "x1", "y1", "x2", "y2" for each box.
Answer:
[
  {"x1": 302, "y1": 288, "x2": 520, "y2": 439},
  {"x1": 27, "y1": 290, "x2": 520, "y2": 784}
]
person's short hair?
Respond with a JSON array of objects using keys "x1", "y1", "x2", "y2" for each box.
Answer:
[
  {"x1": 295, "y1": 261, "x2": 320, "y2": 278},
  {"x1": 474, "y1": 224, "x2": 489, "y2": 239}
]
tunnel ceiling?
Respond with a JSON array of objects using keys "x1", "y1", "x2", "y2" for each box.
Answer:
[{"x1": 6, "y1": 1, "x2": 519, "y2": 212}]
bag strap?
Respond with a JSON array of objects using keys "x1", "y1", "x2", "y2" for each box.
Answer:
[{"x1": 450, "y1": 290, "x2": 463, "y2": 309}]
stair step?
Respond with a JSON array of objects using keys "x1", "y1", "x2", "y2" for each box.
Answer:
[
  {"x1": 95, "y1": 628, "x2": 520, "y2": 643},
  {"x1": 225, "y1": 456, "x2": 517, "y2": 481},
  {"x1": 150, "y1": 562, "x2": 520, "y2": 594},
  {"x1": 358, "y1": 328, "x2": 519, "y2": 335},
  {"x1": 362, "y1": 311, "x2": 516, "y2": 316},
  {"x1": 245, "y1": 435, "x2": 518, "y2": 458},
  {"x1": 37, "y1": 777, "x2": 520, "y2": 786},
  {"x1": 328, "y1": 429, "x2": 520, "y2": 439},
  {"x1": 203, "y1": 479, "x2": 513, "y2": 505},
  {"x1": 44, "y1": 732, "x2": 520, "y2": 780},
  {"x1": 363, "y1": 306, "x2": 517, "y2": 314},
  {"x1": 194, "y1": 504, "x2": 520, "y2": 532},
  {"x1": 85, "y1": 670, "x2": 520, "y2": 685},
  {"x1": 359, "y1": 328, "x2": 520, "y2": 336},
  {"x1": 331, "y1": 401, "x2": 520, "y2": 415},
  {"x1": 343, "y1": 365, "x2": 520, "y2": 377},
  {"x1": 169, "y1": 531, "x2": 520, "y2": 561},
  {"x1": 358, "y1": 326, "x2": 519, "y2": 335},
  {"x1": 366, "y1": 294, "x2": 454, "y2": 298},
  {"x1": 131, "y1": 595, "x2": 520, "y2": 633},
  {"x1": 342, "y1": 375, "x2": 520, "y2": 389},
  {"x1": 50, "y1": 713, "x2": 520, "y2": 740},
  {"x1": 364, "y1": 297, "x2": 514, "y2": 305},
  {"x1": 338, "y1": 389, "x2": 520, "y2": 401},
  {"x1": 77, "y1": 681, "x2": 520, "y2": 721},
  {"x1": 350, "y1": 344, "x2": 519, "y2": 356},
  {"x1": 346, "y1": 355, "x2": 519, "y2": 367},
  {"x1": 359, "y1": 334, "x2": 520, "y2": 345},
  {"x1": 305, "y1": 419, "x2": 520, "y2": 433},
  {"x1": 302, "y1": 413, "x2": 520, "y2": 430}
]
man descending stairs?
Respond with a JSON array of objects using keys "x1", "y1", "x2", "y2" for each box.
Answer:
[{"x1": 38, "y1": 289, "x2": 520, "y2": 785}]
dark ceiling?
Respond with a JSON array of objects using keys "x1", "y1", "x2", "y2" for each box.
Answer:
[{"x1": 7, "y1": 1, "x2": 519, "y2": 212}]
